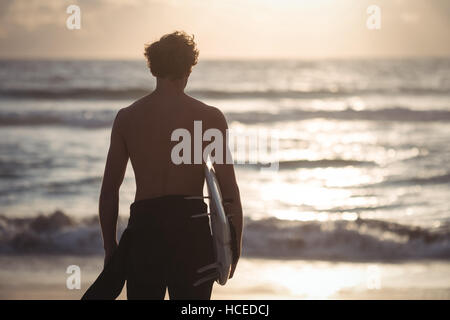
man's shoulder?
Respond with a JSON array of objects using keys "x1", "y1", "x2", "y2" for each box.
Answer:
[
  {"x1": 116, "y1": 94, "x2": 150, "y2": 118},
  {"x1": 114, "y1": 105, "x2": 131, "y2": 123},
  {"x1": 125, "y1": 94, "x2": 151, "y2": 111},
  {"x1": 115, "y1": 94, "x2": 227, "y2": 127},
  {"x1": 186, "y1": 95, "x2": 225, "y2": 121},
  {"x1": 112, "y1": 98, "x2": 142, "y2": 128}
]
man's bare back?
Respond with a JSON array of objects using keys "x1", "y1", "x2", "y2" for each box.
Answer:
[
  {"x1": 112, "y1": 91, "x2": 231, "y2": 201},
  {"x1": 100, "y1": 85, "x2": 242, "y2": 268}
]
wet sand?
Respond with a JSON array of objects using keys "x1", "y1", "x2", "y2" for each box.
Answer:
[{"x1": 1, "y1": 256, "x2": 449, "y2": 300}]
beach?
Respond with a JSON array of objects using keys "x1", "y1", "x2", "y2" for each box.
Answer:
[
  {"x1": 1, "y1": 256, "x2": 450, "y2": 300},
  {"x1": 0, "y1": 59, "x2": 449, "y2": 299}
]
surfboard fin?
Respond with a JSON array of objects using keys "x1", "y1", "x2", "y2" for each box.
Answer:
[
  {"x1": 193, "y1": 263, "x2": 220, "y2": 287},
  {"x1": 191, "y1": 212, "x2": 211, "y2": 218},
  {"x1": 193, "y1": 272, "x2": 220, "y2": 287},
  {"x1": 223, "y1": 198, "x2": 234, "y2": 205},
  {"x1": 197, "y1": 262, "x2": 220, "y2": 273},
  {"x1": 184, "y1": 196, "x2": 211, "y2": 200}
]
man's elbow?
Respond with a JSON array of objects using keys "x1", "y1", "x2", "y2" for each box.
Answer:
[{"x1": 99, "y1": 186, "x2": 120, "y2": 203}]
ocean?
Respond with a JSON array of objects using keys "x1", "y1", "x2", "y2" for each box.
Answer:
[{"x1": 0, "y1": 58, "x2": 449, "y2": 264}]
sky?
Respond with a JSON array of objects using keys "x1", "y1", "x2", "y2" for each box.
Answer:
[{"x1": 0, "y1": 0, "x2": 449, "y2": 59}]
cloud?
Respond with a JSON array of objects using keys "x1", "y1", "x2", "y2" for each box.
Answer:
[
  {"x1": 0, "y1": 0, "x2": 449, "y2": 58},
  {"x1": 0, "y1": 0, "x2": 67, "y2": 31},
  {"x1": 400, "y1": 12, "x2": 420, "y2": 24},
  {"x1": 0, "y1": 0, "x2": 155, "y2": 32}
]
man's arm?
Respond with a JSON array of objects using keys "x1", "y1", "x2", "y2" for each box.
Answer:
[
  {"x1": 99, "y1": 109, "x2": 129, "y2": 265},
  {"x1": 210, "y1": 107, "x2": 243, "y2": 279}
]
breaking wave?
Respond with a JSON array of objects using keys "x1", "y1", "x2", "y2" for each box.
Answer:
[
  {"x1": 1, "y1": 107, "x2": 450, "y2": 128},
  {"x1": 0, "y1": 211, "x2": 449, "y2": 261},
  {"x1": 227, "y1": 108, "x2": 450, "y2": 124},
  {"x1": 363, "y1": 173, "x2": 450, "y2": 188},
  {"x1": 1, "y1": 86, "x2": 450, "y2": 100},
  {"x1": 243, "y1": 217, "x2": 450, "y2": 261}
]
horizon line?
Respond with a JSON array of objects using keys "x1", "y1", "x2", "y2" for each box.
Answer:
[{"x1": 1, "y1": 53, "x2": 450, "y2": 62}]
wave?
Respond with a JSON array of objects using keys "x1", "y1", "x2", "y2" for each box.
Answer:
[
  {"x1": 213, "y1": 87, "x2": 450, "y2": 99},
  {"x1": 0, "y1": 176, "x2": 103, "y2": 196},
  {"x1": 0, "y1": 211, "x2": 449, "y2": 261},
  {"x1": 237, "y1": 159, "x2": 376, "y2": 170},
  {"x1": 0, "y1": 110, "x2": 115, "y2": 128},
  {"x1": 1, "y1": 86, "x2": 450, "y2": 100},
  {"x1": 1, "y1": 107, "x2": 450, "y2": 128},
  {"x1": 227, "y1": 107, "x2": 450, "y2": 124},
  {"x1": 0, "y1": 88, "x2": 150, "y2": 100},
  {"x1": 369, "y1": 173, "x2": 450, "y2": 188},
  {"x1": 0, "y1": 211, "x2": 126, "y2": 255},
  {"x1": 243, "y1": 217, "x2": 450, "y2": 261},
  {"x1": 278, "y1": 159, "x2": 375, "y2": 169}
]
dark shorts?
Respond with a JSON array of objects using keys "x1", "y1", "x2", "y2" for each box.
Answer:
[
  {"x1": 126, "y1": 195, "x2": 215, "y2": 299},
  {"x1": 82, "y1": 195, "x2": 216, "y2": 300}
]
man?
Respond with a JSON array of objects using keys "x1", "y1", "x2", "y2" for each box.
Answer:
[{"x1": 83, "y1": 31, "x2": 243, "y2": 300}]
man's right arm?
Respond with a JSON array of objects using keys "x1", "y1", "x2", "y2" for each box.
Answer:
[{"x1": 99, "y1": 109, "x2": 129, "y2": 266}]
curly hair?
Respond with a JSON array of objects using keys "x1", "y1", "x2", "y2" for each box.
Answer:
[{"x1": 144, "y1": 31, "x2": 199, "y2": 80}]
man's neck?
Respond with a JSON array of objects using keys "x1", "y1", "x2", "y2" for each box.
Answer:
[{"x1": 154, "y1": 77, "x2": 186, "y2": 96}]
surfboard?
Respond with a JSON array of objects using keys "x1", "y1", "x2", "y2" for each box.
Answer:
[{"x1": 202, "y1": 164, "x2": 233, "y2": 285}]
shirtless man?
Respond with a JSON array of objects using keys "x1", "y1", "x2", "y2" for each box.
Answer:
[{"x1": 96, "y1": 31, "x2": 243, "y2": 300}]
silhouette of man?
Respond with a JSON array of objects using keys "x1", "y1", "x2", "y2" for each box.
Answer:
[{"x1": 83, "y1": 31, "x2": 243, "y2": 300}]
